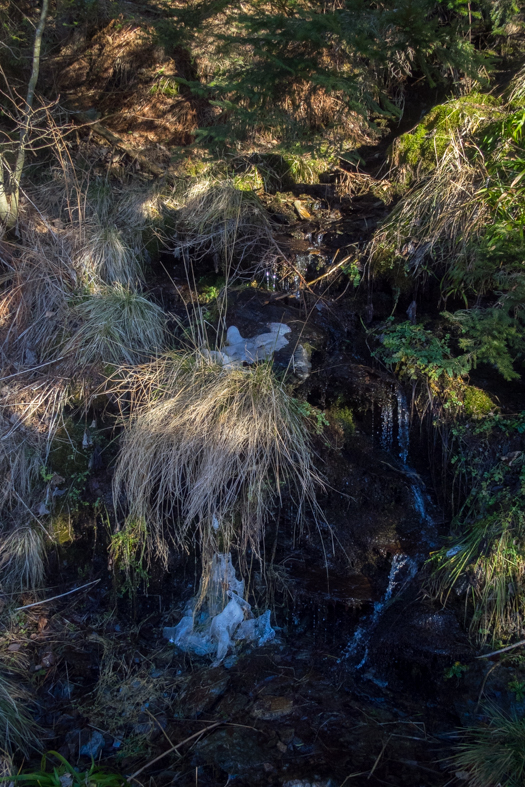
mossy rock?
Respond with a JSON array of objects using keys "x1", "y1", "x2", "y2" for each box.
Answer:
[
  {"x1": 463, "y1": 385, "x2": 496, "y2": 418},
  {"x1": 389, "y1": 93, "x2": 503, "y2": 184},
  {"x1": 250, "y1": 153, "x2": 296, "y2": 194}
]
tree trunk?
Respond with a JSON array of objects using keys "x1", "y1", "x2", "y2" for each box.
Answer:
[{"x1": 0, "y1": 0, "x2": 49, "y2": 232}]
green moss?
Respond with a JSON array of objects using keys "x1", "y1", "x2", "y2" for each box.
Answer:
[
  {"x1": 282, "y1": 153, "x2": 332, "y2": 185},
  {"x1": 463, "y1": 385, "x2": 496, "y2": 418},
  {"x1": 329, "y1": 403, "x2": 355, "y2": 439},
  {"x1": 390, "y1": 93, "x2": 502, "y2": 183},
  {"x1": 52, "y1": 512, "x2": 75, "y2": 545},
  {"x1": 233, "y1": 167, "x2": 264, "y2": 192},
  {"x1": 49, "y1": 418, "x2": 90, "y2": 476}
]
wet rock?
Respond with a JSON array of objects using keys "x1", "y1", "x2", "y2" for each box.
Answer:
[
  {"x1": 252, "y1": 696, "x2": 294, "y2": 720},
  {"x1": 292, "y1": 344, "x2": 311, "y2": 381},
  {"x1": 177, "y1": 668, "x2": 230, "y2": 717},
  {"x1": 79, "y1": 729, "x2": 104, "y2": 758},
  {"x1": 368, "y1": 602, "x2": 473, "y2": 692},
  {"x1": 283, "y1": 781, "x2": 335, "y2": 787}
]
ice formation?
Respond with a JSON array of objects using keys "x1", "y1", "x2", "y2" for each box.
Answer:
[
  {"x1": 163, "y1": 553, "x2": 275, "y2": 665},
  {"x1": 202, "y1": 323, "x2": 291, "y2": 368}
]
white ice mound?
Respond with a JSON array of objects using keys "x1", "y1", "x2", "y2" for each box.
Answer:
[
  {"x1": 202, "y1": 323, "x2": 291, "y2": 368},
  {"x1": 163, "y1": 553, "x2": 275, "y2": 665}
]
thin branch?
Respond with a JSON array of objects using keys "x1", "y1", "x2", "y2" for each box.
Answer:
[
  {"x1": 476, "y1": 639, "x2": 525, "y2": 659},
  {"x1": 15, "y1": 579, "x2": 101, "y2": 611}
]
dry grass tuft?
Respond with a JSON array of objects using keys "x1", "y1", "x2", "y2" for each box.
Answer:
[
  {"x1": 0, "y1": 415, "x2": 45, "y2": 512},
  {"x1": 428, "y1": 506, "x2": 525, "y2": 645},
  {"x1": 0, "y1": 221, "x2": 75, "y2": 366},
  {"x1": 62, "y1": 284, "x2": 166, "y2": 370},
  {"x1": 0, "y1": 668, "x2": 40, "y2": 755},
  {"x1": 174, "y1": 179, "x2": 278, "y2": 275},
  {"x1": 0, "y1": 524, "x2": 47, "y2": 592},
  {"x1": 112, "y1": 352, "x2": 323, "y2": 566},
  {"x1": 77, "y1": 223, "x2": 144, "y2": 289}
]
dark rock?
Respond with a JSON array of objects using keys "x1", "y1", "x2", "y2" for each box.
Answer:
[
  {"x1": 177, "y1": 668, "x2": 230, "y2": 717},
  {"x1": 79, "y1": 729, "x2": 104, "y2": 758},
  {"x1": 193, "y1": 727, "x2": 267, "y2": 775}
]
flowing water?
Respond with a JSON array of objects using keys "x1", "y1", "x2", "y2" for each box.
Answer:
[
  {"x1": 343, "y1": 388, "x2": 436, "y2": 669},
  {"x1": 341, "y1": 553, "x2": 419, "y2": 668}
]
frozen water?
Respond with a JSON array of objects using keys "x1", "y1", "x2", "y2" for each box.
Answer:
[
  {"x1": 163, "y1": 552, "x2": 275, "y2": 665},
  {"x1": 203, "y1": 323, "x2": 291, "y2": 368}
]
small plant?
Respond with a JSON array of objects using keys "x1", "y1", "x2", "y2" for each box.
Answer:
[
  {"x1": 292, "y1": 400, "x2": 330, "y2": 434},
  {"x1": 444, "y1": 661, "x2": 469, "y2": 681},
  {"x1": 508, "y1": 678, "x2": 525, "y2": 702},
  {"x1": 1, "y1": 751, "x2": 128, "y2": 786},
  {"x1": 109, "y1": 517, "x2": 149, "y2": 597},
  {"x1": 328, "y1": 402, "x2": 355, "y2": 441},
  {"x1": 453, "y1": 704, "x2": 525, "y2": 787}
]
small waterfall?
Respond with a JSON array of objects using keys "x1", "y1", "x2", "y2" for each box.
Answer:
[
  {"x1": 380, "y1": 396, "x2": 394, "y2": 451},
  {"x1": 341, "y1": 553, "x2": 418, "y2": 668},
  {"x1": 396, "y1": 389, "x2": 410, "y2": 464}
]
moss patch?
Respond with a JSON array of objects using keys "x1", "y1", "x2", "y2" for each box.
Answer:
[
  {"x1": 463, "y1": 385, "x2": 497, "y2": 418},
  {"x1": 390, "y1": 93, "x2": 502, "y2": 184}
]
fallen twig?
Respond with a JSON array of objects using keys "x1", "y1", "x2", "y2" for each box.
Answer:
[
  {"x1": 15, "y1": 579, "x2": 100, "y2": 611},
  {"x1": 128, "y1": 722, "x2": 222, "y2": 782},
  {"x1": 476, "y1": 639, "x2": 525, "y2": 659}
]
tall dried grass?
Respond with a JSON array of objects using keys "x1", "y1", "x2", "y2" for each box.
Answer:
[
  {"x1": 112, "y1": 352, "x2": 323, "y2": 567},
  {"x1": 428, "y1": 505, "x2": 525, "y2": 645},
  {"x1": 369, "y1": 136, "x2": 489, "y2": 278},
  {"x1": 77, "y1": 223, "x2": 144, "y2": 289},
  {"x1": 174, "y1": 179, "x2": 279, "y2": 275},
  {"x1": 0, "y1": 524, "x2": 47, "y2": 591}
]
